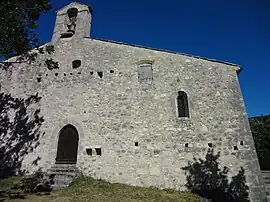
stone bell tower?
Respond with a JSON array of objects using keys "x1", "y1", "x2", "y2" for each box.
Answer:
[{"x1": 51, "y1": 2, "x2": 93, "y2": 43}]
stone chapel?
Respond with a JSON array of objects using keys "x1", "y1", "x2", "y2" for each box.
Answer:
[{"x1": 0, "y1": 2, "x2": 267, "y2": 201}]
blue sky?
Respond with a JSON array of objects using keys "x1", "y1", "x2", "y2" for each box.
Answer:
[{"x1": 36, "y1": 0, "x2": 270, "y2": 117}]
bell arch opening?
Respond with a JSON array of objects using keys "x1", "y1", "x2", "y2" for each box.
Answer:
[{"x1": 55, "y1": 124, "x2": 79, "y2": 164}]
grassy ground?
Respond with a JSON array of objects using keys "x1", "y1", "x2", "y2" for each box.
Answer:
[{"x1": 0, "y1": 176, "x2": 200, "y2": 202}]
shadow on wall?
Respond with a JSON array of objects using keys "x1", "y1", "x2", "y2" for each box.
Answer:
[
  {"x1": 0, "y1": 91, "x2": 44, "y2": 178},
  {"x1": 182, "y1": 149, "x2": 249, "y2": 202}
]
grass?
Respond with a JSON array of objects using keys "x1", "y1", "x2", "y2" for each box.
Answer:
[
  {"x1": 0, "y1": 176, "x2": 200, "y2": 202},
  {"x1": 0, "y1": 176, "x2": 25, "y2": 200},
  {"x1": 0, "y1": 176, "x2": 22, "y2": 189}
]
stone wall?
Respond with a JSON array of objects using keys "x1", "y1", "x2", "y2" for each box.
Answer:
[{"x1": 0, "y1": 36, "x2": 266, "y2": 201}]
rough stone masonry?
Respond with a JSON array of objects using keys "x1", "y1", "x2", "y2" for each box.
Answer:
[{"x1": 0, "y1": 2, "x2": 267, "y2": 201}]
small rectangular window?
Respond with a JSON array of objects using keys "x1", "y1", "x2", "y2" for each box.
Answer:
[
  {"x1": 86, "y1": 148, "x2": 92, "y2": 155},
  {"x1": 95, "y1": 148, "x2": 102, "y2": 156},
  {"x1": 138, "y1": 63, "x2": 153, "y2": 82}
]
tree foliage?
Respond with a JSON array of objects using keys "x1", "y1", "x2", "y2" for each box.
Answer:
[
  {"x1": 249, "y1": 115, "x2": 270, "y2": 170},
  {"x1": 0, "y1": 0, "x2": 58, "y2": 69}
]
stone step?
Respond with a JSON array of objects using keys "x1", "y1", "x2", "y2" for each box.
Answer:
[
  {"x1": 46, "y1": 165, "x2": 81, "y2": 190},
  {"x1": 47, "y1": 165, "x2": 79, "y2": 172}
]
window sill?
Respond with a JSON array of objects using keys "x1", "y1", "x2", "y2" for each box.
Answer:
[
  {"x1": 176, "y1": 117, "x2": 192, "y2": 128},
  {"x1": 177, "y1": 117, "x2": 190, "y2": 120}
]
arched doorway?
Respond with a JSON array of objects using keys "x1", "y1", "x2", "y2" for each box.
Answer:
[{"x1": 56, "y1": 124, "x2": 79, "y2": 164}]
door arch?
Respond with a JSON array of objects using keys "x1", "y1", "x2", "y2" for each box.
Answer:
[{"x1": 56, "y1": 124, "x2": 79, "y2": 164}]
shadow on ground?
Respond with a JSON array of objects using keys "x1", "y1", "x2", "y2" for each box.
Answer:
[{"x1": 182, "y1": 149, "x2": 249, "y2": 202}]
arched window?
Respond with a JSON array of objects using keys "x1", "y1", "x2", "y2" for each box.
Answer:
[{"x1": 177, "y1": 91, "x2": 189, "y2": 118}]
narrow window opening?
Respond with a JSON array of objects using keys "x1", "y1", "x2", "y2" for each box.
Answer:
[
  {"x1": 135, "y1": 142, "x2": 138, "y2": 147},
  {"x1": 177, "y1": 91, "x2": 189, "y2": 118},
  {"x1": 72, "y1": 60, "x2": 81, "y2": 69},
  {"x1": 97, "y1": 72, "x2": 103, "y2": 78},
  {"x1": 37, "y1": 77, "x2": 41, "y2": 82},
  {"x1": 64, "y1": 73, "x2": 66, "y2": 76},
  {"x1": 95, "y1": 148, "x2": 102, "y2": 156},
  {"x1": 55, "y1": 73, "x2": 58, "y2": 76},
  {"x1": 110, "y1": 70, "x2": 114, "y2": 73},
  {"x1": 86, "y1": 148, "x2": 92, "y2": 156},
  {"x1": 240, "y1": 141, "x2": 244, "y2": 145},
  {"x1": 185, "y1": 143, "x2": 189, "y2": 148},
  {"x1": 234, "y1": 146, "x2": 239, "y2": 150},
  {"x1": 45, "y1": 74, "x2": 48, "y2": 77},
  {"x1": 70, "y1": 73, "x2": 73, "y2": 75},
  {"x1": 208, "y1": 143, "x2": 213, "y2": 148},
  {"x1": 78, "y1": 72, "x2": 81, "y2": 75}
]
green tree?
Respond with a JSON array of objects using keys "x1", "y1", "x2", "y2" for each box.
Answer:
[
  {"x1": 249, "y1": 115, "x2": 270, "y2": 170},
  {"x1": 0, "y1": 0, "x2": 58, "y2": 69}
]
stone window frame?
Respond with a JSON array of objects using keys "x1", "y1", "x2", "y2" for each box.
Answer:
[
  {"x1": 175, "y1": 90, "x2": 190, "y2": 119},
  {"x1": 136, "y1": 59, "x2": 154, "y2": 82}
]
